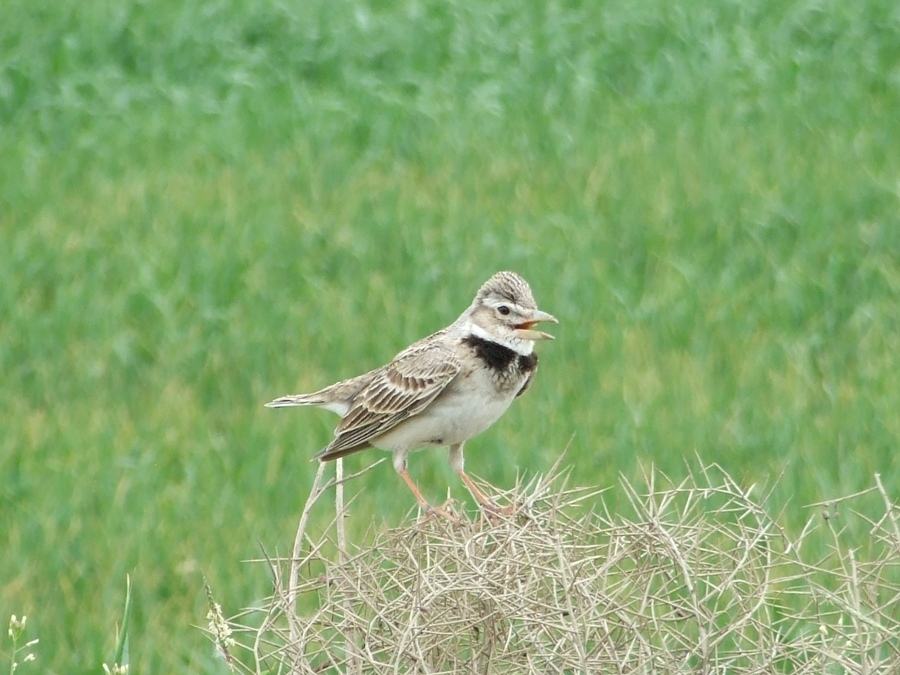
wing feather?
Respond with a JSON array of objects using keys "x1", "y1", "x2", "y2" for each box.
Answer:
[{"x1": 315, "y1": 341, "x2": 460, "y2": 460}]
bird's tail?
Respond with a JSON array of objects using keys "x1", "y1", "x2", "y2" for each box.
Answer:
[
  {"x1": 265, "y1": 390, "x2": 350, "y2": 415},
  {"x1": 264, "y1": 393, "x2": 326, "y2": 408}
]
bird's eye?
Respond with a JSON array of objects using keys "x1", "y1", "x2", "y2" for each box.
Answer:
[{"x1": 498, "y1": 305, "x2": 511, "y2": 316}]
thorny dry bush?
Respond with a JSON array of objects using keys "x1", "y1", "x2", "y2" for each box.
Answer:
[{"x1": 210, "y1": 461, "x2": 900, "y2": 674}]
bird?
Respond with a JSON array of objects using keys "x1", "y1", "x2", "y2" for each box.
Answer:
[{"x1": 266, "y1": 271, "x2": 557, "y2": 519}]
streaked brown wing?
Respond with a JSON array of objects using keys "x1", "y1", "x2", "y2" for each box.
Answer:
[{"x1": 315, "y1": 342, "x2": 460, "y2": 460}]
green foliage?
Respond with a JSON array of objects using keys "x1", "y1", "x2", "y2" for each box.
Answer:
[{"x1": 1, "y1": 0, "x2": 898, "y2": 671}]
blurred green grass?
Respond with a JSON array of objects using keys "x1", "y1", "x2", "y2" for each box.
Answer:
[{"x1": 2, "y1": 0, "x2": 899, "y2": 671}]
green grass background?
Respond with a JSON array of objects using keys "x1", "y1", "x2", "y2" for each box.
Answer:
[{"x1": 2, "y1": 0, "x2": 899, "y2": 671}]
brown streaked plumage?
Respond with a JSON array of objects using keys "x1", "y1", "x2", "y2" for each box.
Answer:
[{"x1": 266, "y1": 271, "x2": 557, "y2": 519}]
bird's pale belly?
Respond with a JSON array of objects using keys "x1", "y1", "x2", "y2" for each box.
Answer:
[{"x1": 370, "y1": 386, "x2": 516, "y2": 452}]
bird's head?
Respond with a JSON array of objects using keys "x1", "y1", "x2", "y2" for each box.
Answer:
[{"x1": 462, "y1": 271, "x2": 557, "y2": 353}]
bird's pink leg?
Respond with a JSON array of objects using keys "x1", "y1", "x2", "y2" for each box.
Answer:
[
  {"x1": 449, "y1": 443, "x2": 514, "y2": 516},
  {"x1": 457, "y1": 470, "x2": 515, "y2": 516},
  {"x1": 397, "y1": 468, "x2": 458, "y2": 523}
]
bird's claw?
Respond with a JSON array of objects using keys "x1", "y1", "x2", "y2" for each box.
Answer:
[
  {"x1": 476, "y1": 499, "x2": 515, "y2": 524},
  {"x1": 419, "y1": 500, "x2": 461, "y2": 525}
]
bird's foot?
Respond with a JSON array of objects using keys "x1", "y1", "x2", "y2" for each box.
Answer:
[
  {"x1": 475, "y1": 498, "x2": 516, "y2": 524},
  {"x1": 419, "y1": 500, "x2": 460, "y2": 525}
]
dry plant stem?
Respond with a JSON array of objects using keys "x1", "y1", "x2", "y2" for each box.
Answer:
[
  {"x1": 255, "y1": 548, "x2": 287, "y2": 675},
  {"x1": 231, "y1": 464, "x2": 900, "y2": 674},
  {"x1": 805, "y1": 485, "x2": 879, "y2": 509},
  {"x1": 289, "y1": 460, "x2": 327, "y2": 621},
  {"x1": 335, "y1": 459, "x2": 363, "y2": 675},
  {"x1": 286, "y1": 458, "x2": 387, "y2": 621},
  {"x1": 282, "y1": 458, "x2": 386, "y2": 668},
  {"x1": 874, "y1": 473, "x2": 900, "y2": 546},
  {"x1": 553, "y1": 519, "x2": 589, "y2": 672},
  {"x1": 336, "y1": 458, "x2": 347, "y2": 560}
]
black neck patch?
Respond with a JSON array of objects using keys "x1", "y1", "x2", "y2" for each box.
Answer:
[
  {"x1": 463, "y1": 334, "x2": 537, "y2": 374},
  {"x1": 517, "y1": 351, "x2": 538, "y2": 374}
]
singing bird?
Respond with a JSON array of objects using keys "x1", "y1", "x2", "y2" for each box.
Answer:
[{"x1": 266, "y1": 271, "x2": 557, "y2": 518}]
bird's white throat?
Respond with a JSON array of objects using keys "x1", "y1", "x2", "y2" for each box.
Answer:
[{"x1": 463, "y1": 321, "x2": 535, "y2": 356}]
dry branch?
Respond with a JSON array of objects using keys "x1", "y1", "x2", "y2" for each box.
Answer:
[{"x1": 217, "y1": 462, "x2": 900, "y2": 674}]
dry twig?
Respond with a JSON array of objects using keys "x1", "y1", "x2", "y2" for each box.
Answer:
[{"x1": 219, "y1": 461, "x2": 900, "y2": 674}]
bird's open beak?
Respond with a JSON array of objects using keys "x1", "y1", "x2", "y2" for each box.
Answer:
[{"x1": 514, "y1": 309, "x2": 558, "y2": 340}]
